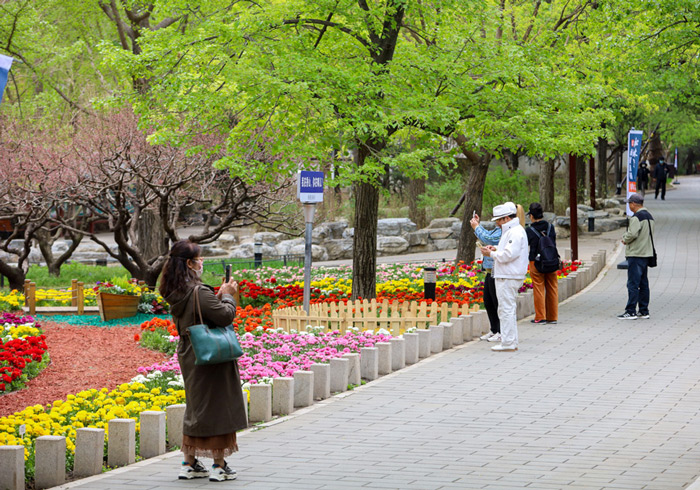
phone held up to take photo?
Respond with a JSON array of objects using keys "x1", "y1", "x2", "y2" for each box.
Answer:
[{"x1": 225, "y1": 264, "x2": 232, "y2": 282}]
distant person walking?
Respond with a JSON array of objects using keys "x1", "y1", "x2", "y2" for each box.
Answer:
[
  {"x1": 618, "y1": 193, "x2": 655, "y2": 320},
  {"x1": 470, "y1": 212, "x2": 502, "y2": 342},
  {"x1": 638, "y1": 161, "x2": 650, "y2": 196},
  {"x1": 481, "y1": 202, "x2": 529, "y2": 352},
  {"x1": 654, "y1": 159, "x2": 668, "y2": 200},
  {"x1": 160, "y1": 239, "x2": 247, "y2": 482},
  {"x1": 525, "y1": 203, "x2": 559, "y2": 325}
]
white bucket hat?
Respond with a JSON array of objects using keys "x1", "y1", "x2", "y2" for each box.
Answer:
[{"x1": 491, "y1": 202, "x2": 517, "y2": 221}]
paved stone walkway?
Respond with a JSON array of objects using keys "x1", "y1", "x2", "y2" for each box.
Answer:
[{"x1": 60, "y1": 177, "x2": 700, "y2": 490}]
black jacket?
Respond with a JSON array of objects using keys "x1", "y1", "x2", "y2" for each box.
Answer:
[
  {"x1": 653, "y1": 163, "x2": 668, "y2": 181},
  {"x1": 526, "y1": 220, "x2": 557, "y2": 261}
]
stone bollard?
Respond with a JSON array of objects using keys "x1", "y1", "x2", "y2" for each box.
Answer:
[
  {"x1": 35, "y1": 435, "x2": 66, "y2": 489},
  {"x1": 272, "y1": 377, "x2": 295, "y2": 416},
  {"x1": 440, "y1": 323, "x2": 453, "y2": 350},
  {"x1": 342, "y1": 353, "x2": 361, "y2": 386},
  {"x1": 107, "y1": 418, "x2": 135, "y2": 468},
  {"x1": 166, "y1": 404, "x2": 185, "y2": 448},
  {"x1": 140, "y1": 411, "x2": 166, "y2": 459},
  {"x1": 449, "y1": 318, "x2": 463, "y2": 345},
  {"x1": 558, "y1": 278, "x2": 567, "y2": 301},
  {"x1": 330, "y1": 358, "x2": 350, "y2": 393},
  {"x1": 0, "y1": 446, "x2": 24, "y2": 490},
  {"x1": 564, "y1": 247, "x2": 572, "y2": 261},
  {"x1": 360, "y1": 347, "x2": 379, "y2": 381},
  {"x1": 403, "y1": 333, "x2": 419, "y2": 364},
  {"x1": 460, "y1": 315, "x2": 474, "y2": 341},
  {"x1": 516, "y1": 295, "x2": 525, "y2": 320},
  {"x1": 309, "y1": 363, "x2": 331, "y2": 400},
  {"x1": 293, "y1": 370, "x2": 314, "y2": 408},
  {"x1": 471, "y1": 310, "x2": 488, "y2": 335},
  {"x1": 429, "y1": 325, "x2": 444, "y2": 353},
  {"x1": 523, "y1": 290, "x2": 534, "y2": 317},
  {"x1": 249, "y1": 383, "x2": 272, "y2": 423},
  {"x1": 376, "y1": 342, "x2": 392, "y2": 375},
  {"x1": 74, "y1": 428, "x2": 105, "y2": 477},
  {"x1": 417, "y1": 329, "x2": 431, "y2": 358},
  {"x1": 389, "y1": 338, "x2": 406, "y2": 371}
]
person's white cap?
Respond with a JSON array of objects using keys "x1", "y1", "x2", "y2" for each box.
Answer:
[{"x1": 491, "y1": 202, "x2": 517, "y2": 221}]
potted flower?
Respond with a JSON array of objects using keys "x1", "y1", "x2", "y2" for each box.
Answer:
[{"x1": 94, "y1": 277, "x2": 142, "y2": 321}]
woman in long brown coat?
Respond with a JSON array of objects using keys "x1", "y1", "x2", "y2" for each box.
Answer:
[{"x1": 159, "y1": 239, "x2": 247, "y2": 482}]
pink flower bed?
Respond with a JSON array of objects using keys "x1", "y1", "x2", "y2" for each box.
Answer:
[{"x1": 137, "y1": 330, "x2": 393, "y2": 385}]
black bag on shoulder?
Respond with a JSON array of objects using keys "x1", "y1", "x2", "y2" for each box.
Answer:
[{"x1": 534, "y1": 223, "x2": 561, "y2": 274}]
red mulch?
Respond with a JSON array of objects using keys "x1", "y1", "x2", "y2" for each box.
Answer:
[{"x1": 0, "y1": 321, "x2": 168, "y2": 417}]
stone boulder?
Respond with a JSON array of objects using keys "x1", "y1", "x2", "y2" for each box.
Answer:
[
  {"x1": 377, "y1": 218, "x2": 417, "y2": 237},
  {"x1": 275, "y1": 238, "x2": 305, "y2": 256},
  {"x1": 289, "y1": 243, "x2": 328, "y2": 261},
  {"x1": 253, "y1": 232, "x2": 284, "y2": 246},
  {"x1": 566, "y1": 204, "x2": 594, "y2": 217},
  {"x1": 311, "y1": 224, "x2": 332, "y2": 244},
  {"x1": 427, "y1": 217, "x2": 460, "y2": 229},
  {"x1": 227, "y1": 243, "x2": 276, "y2": 259},
  {"x1": 450, "y1": 221, "x2": 462, "y2": 237},
  {"x1": 607, "y1": 207, "x2": 624, "y2": 216},
  {"x1": 377, "y1": 236, "x2": 409, "y2": 256},
  {"x1": 589, "y1": 218, "x2": 621, "y2": 233},
  {"x1": 601, "y1": 198, "x2": 622, "y2": 209},
  {"x1": 342, "y1": 228, "x2": 354, "y2": 239},
  {"x1": 200, "y1": 244, "x2": 228, "y2": 257},
  {"x1": 324, "y1": 221, "x2": 349, "y2": 239},
  {"x1": 408, "y1": 243, "x2": 436, "y2": 253},
  {"x1": 324, "y1": 239, "x2": 354, "y2": 260},
  {"x1": 406, "y1": 230, "x2": 430, "y2": 247},
  {"x1": 217, "y1": 233, "x2": 238, "y2": 249},
  {"x1": 428, "y1": 228, "x2": 454, "y2": 240},
  {"x1": 433, "y1": 238, "x2": 458, "y2": 251}
]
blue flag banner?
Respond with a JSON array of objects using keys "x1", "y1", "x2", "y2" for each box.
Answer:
[
  {"x1": 626, "y1": 129, "x2": 643, "y2": 216},
  {"x1": 0, "y1": 54, "x2": 14, "y2": 104}
]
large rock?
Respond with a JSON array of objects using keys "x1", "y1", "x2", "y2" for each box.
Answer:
[
  {"x1": 428, "y1": 228, "x2": 454, "y2": 240},
  {"x1": 408, "y1": 243, "x2": 436, "y2": 253},
  {"x1": 51, "y1": 241, "x2": 72, "y2": 254},
  {"x1": 289, "y1": 244, "x2": 328, "y2": 261},
  {"x1": 427, "y1": 217, "x2": 460, "y2": 229},
  {"x1": 566, "y1": 204, "x2": 594, "y2": 217},
  {"x1": 433, "y1": 239, "x2": 458, "y2": 251},
  {"x1": 226, "y1": 243, "x2": 276, "y2": 258},
  {"x1": 377, "y1": 218, "x2": 416, "y2": 237},
  {"x1": 342, "y1": 228, "x2": 354, "y2": 239},
  {"x1": 324, "y1": 221, "x2": 349, "y2": 239},
  {"x1": 217, "y1": 233, "x2": 238, "y2": 249},
  {"x1": 589, "y1": 218, "x2": 621, "y2": 232},
  {"x1": 75, "y1": 242, "x2": 105, "y2": 253},
  {"x1": 199, "y1": 244, "x2": 228, "y2": 257},
  {"x1": 275, "y1": 238, "x2": 304, "y2": 256},
  {"x1": 450, "y1": 221, "x2": 463, "y2": 237},
  {"x1": 253, "y1": 232, "x2": 284, "y2": 246},
  {"x1": 406, "y1": 230, "x2": 430, "y2": 246},
  {"x1": 607, "y1": 207, "x2": 624, "y2": 216},
  {"x1": 324, "y1": 239, "x2": 354, "y2": 260},
  {"x1": 311, "y1": 224, "x2": 332, "y2": 244},
  {"x1": 554, "y1": 225, "x2": 570, "y2": 238},
  {"x1": 377, "y1": 236, "x2": 409, "y2": 256}
]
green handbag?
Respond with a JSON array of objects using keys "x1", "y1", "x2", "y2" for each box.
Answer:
[{"x1": 187, "y1": 286, "x2": 243, "y2": 366}]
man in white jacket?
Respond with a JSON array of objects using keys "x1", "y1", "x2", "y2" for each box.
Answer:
[{"x1": 481, "y1": 202, "x2": 529, "y2": 351}]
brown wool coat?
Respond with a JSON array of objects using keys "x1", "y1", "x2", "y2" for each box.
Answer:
[{"x1": 168, "y1": 284, "x2": 248, "y2": 437}]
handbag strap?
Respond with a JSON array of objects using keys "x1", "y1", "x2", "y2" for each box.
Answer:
[
  {"x1": 647, "y1": 218, "x2": 656, "y2": 254},
  {"x1": 191, "y1": 285, "x2": 205, "y2": 327}
]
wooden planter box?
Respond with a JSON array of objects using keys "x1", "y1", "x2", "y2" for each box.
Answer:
[{"x1": 97, "y1": 292, "x2": 140, "y2": 321}]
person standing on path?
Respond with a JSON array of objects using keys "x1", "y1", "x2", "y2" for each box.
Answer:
[
  {"x1": 481, "y1": 202, "x2": 529, "y2": 352},
  {"x1": 653, "y1": 159, "x2": 668, "y2": 200},
  {"x1": 638, "y1": 161, "x2": 650, "y2": 196},
  {"x1": 160, "y1": 240, "x2": 247, "y2": 482},
  {"x1": 525, "y1": 203, "x2": 559, "y2": 325},
  {"x1": 618, "y1": 193, "x2": 655, "y2": 320},
  {"x1": 470, "y1": 212, "x2": 502, "y2": 342}
]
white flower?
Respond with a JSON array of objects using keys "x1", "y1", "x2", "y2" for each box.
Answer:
[
  {"x1": 130, "y1": 374, "x2": 148, "y2": 383},
  {"x1": 376, "y1": 328, "x2": 391, "y2": 336},
  {"x1": 243, "y1": 332, "x2": 255, "y2": 339}
]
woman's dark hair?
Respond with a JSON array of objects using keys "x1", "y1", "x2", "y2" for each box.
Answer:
[
  {"x1": 527, "y1": 202, "x2": 544, "y2": 220},
  {"x1": 159, "y1": 240, "x2": 202, "y2": 299}
]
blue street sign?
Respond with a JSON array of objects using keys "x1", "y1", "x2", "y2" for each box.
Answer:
[{"x1": 297, "y1": 171, "x2": 324, "y2": 203}]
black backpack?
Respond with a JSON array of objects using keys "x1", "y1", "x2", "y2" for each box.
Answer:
[{"x1": 533, "y1": 223, "x2": 561, "y2": 273}]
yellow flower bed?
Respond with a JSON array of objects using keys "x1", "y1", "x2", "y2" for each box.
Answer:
[
  {"x1": 0, "y1": 382, "x2": 186, "y2": 461},
  {"x1": 0, "y1": 291, "x2": 24, "y2": 311}
]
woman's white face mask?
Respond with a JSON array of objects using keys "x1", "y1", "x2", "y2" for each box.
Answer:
[{"x1": 189, "y1": 259, "x2": 203, "y2": 277}]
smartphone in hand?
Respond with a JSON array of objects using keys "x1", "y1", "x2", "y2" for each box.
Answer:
[{"x1": 225, "y1": 264, "x2": 232, "y2": 282}]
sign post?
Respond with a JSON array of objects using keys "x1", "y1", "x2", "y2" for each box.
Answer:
[
  {"x1": 618, "y1": 128, "x2": 643, "y2": 270},
  {"x1": 297, "y1": 171, "x2": 324, "y2": 315}
]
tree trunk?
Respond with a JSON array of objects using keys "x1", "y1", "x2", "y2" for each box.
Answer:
[
  {"x1": 0, "y1": 261, "x2": 26, "y2": 291},
  {"x1": 36, "y1": 229, "x2": 84, "y2": 277},
  {"x1": 137, "y1": 208, "x2": 169, "y2": 264},
  {"x1": 351, "y1": 179, "x2": 379, "y2": 300},
  {"x1": 539, "y1": 157, "x2": 555, "y2": 212},
  {"x1": 407, "y1": 177, "x2": 426, "y2": 229},
  {"x1": 596, "y1": 136, "x2": 608, "y2": 199},
  {"x1": 576, "y1": 155, "x2": 586, "y2": 203},
  {"x1": 455, "y1": 153, "x2": 490, "y2": 265}
]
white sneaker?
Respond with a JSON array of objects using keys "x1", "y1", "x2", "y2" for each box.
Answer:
[
  {"x1": 209, "y1": 463, "x2": 237, "y2": 482},
  {"x1": 480, "y1": 332, "x2": 495, "y2": 341},
  {"x1": 487, "y1": 333, "x2": 502, "y2": 342},
  {"x1": 491, "y1": 344, "x2": 518, "y2": 352},
  {"x1": 178, "y1": 459, "x2": 209, "y2": 480}
]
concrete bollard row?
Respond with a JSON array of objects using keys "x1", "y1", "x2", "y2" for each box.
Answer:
[
  {"x1": 293, "y1": 370, "x2": 314, "y2": 408},
  {"x1": 330, "y1": 358, "x2": 349, "y2": 393},
  {"x1": 272, "y1": 377, "x2": 295, "y2": 416}
]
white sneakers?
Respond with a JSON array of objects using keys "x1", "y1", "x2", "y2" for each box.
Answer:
[
  {"x1": 480, "y1": 332, "x2": 495, "y2": 340},
  {"x1": 491, "y1": 344, "x2": 518, "y2": 352},
  {"x1": 481, "y1": 332, "x2": 502, "y2": 342}
]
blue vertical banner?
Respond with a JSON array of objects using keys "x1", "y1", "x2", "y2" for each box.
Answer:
[
  {"x1": 626, "y1": 129, "x2": 643, "y2": 216},
  {"x1": 0, "y1": 54, "x2": 14, "y2": 104}
]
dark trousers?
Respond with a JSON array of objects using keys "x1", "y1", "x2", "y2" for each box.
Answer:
[
  {"x1": 625, "y1": 257, "x2": 650, "y2": 315},
  {"x1": 655, "y1": 179, "x2": 666, "y2": 199},
  {"x1": 484, "y1": 272, "x2": 500, "y2": 333}
]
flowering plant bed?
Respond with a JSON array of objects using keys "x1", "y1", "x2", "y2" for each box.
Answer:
[{"x1": 0, "y1": 313, "x2": 49, "y2": 394}]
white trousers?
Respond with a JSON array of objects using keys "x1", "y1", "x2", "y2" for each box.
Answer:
[{"x1": 495, "y1": 278, "x2": 521, "y2": 348}]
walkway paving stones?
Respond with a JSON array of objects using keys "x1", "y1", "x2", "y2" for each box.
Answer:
[{"x1": 58, "y1": 177, "x2": 700, "y2": 490}]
